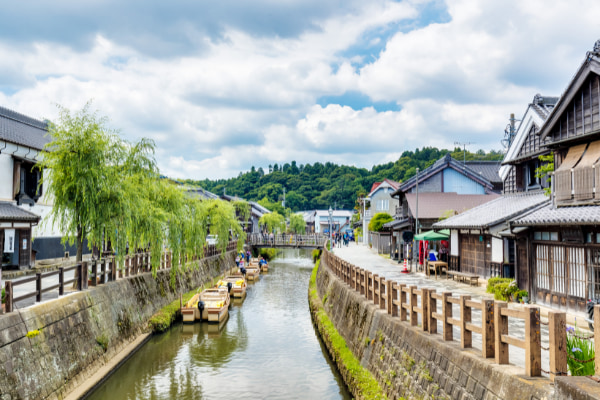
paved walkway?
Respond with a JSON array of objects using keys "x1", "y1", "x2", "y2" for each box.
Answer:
[{"x1": 330, "y1": 242, "x2": 592, "y2": 378}]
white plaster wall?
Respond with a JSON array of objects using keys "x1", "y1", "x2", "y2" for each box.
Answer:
[
  {"x1": 0, "y1": 152, "x2": 13, "y2": 200},
  {"x1": 491, "y1": 237, "x2": 503, "y2": 263},
  {"x1": 451, "y1": 229, "x2": 459, "y2": 256}
]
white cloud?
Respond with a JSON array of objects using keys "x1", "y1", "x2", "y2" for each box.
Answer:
[{"x1": 0, "y1": 0, "x2": 599, "y2": 180}]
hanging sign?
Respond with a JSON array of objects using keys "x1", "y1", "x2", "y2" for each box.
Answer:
[{"x1": 4, "y1": 229, "x2": 15, "y2": 254}]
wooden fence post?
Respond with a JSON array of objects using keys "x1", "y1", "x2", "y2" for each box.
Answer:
[
  {"x1": 410, "y1": 285, "x2": 417, "y2": 327},
  {"x1": 548, "y1": 310, "x2": 567, "y2": 381},
  {"x1": 525, "y1": 306, "x2": 541, "y2": 377},
  {"x1": 428, "y1": 289, "x2": 437, "y2": 334},
  {"x1": 91, "y1": 261, "x2": 97, "y2": 287},
  {"x1": 386, "y1": 280, "x2": 394, "y2": 315},
  {"x1": 442, "y1": 292, "x2": 452, "y2": 341},
  {"x1": 367, "y1": 272, "x2": 373, "y2": 301},
  {"x1": 460, "y1": 295, "x2": 471, "y2": 348},
  {"x1": 482, "y1": 299, "x2": 494, "y2": 358},
  {"x1": 59, "y1": 267, "x2": 64, "y2": 296},
  {"x1": 5, "y1": 281, "x2": 12, "y2": 313},
  {"x1": 495, "y1": 301, "x2": 508, "y2": 365},
  {"x1": 373, "y1": 274, "x2": 379, "y2": 306},
  {"x1": 421, "y1": 288, "x2": 429, "y2": 332},
  {"x1": 399, "y1": 284, "x2": 407, "y2": 321},
  {"x1": 36, "y1": 273, "x2": 42, "y2": 302},
  {"x1": 379, "y1": 277, "x2": 386, "y2": 310}
]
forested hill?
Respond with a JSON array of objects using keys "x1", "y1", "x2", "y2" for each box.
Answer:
[{"x1": 184, "y1": 147, "x2": 503, "y2": 213}]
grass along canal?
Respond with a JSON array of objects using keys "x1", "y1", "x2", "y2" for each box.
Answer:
[{"x1": 85, "y1": 249, "x2": 351, "y2": 400}]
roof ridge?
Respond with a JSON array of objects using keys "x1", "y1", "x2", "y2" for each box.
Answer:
[{"x1": 0, "y1": 105, "x2": 48, "y2": 131}]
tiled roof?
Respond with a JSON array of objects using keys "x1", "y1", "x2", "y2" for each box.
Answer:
[
  {"x1": 396, "y1": 154, "x2": 493, "y2": 194},
  {"x1": 405, "y1": 192, "x2": 500, "y2": 220},
  {"x1": 0, "y1": 202, "x2": 40, "y2": 222},
  {"x1": 383, "y1": 218, "x2": 410, "y2": 230},
  {"x1": 433, "y1": 192, "x2": 549, "y2": 230},
  {"x1": 0, "y1": 106, "x2": 50, "y2": 151},
  {"x1": 464, "y1": 161, "x2": 502, "y2": 184},
  {"x1": 369, "y1": 179, "x2": 401, "y2": 196},
  {"x1": 512, "y1": 204, "x2": 600, "y2": 226}
]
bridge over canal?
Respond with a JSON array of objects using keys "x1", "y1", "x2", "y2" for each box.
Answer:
[{"x1": 246, "y1": 233, "x2": 326, "y2": 249}]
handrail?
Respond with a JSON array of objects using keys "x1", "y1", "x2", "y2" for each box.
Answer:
[
  {"x1": 320, "y1": 245, "x2": 585, "y2": 380},
  {"x1": 3, "y1": 240, "x2": 239, "y2": 314}
]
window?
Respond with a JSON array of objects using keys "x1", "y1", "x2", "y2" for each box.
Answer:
[
  {"x1": 526, "y1": 160, "x2": 540, "y2": 188},
  {"x1": 534, "y1": 231, "x2": 558, "y2": 241},
  {"x1": 13, "y1": 159, "x2": 42, "y2": 206},
  {"x1": 376, "y1": 199, "x2": 389, "y2": 211}
]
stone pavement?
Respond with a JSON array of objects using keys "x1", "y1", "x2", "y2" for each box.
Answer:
[{"x1": 330, "y1": 241, "x2": 591, "y2": 378}]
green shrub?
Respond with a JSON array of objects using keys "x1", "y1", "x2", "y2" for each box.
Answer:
[
  {"x1": 259, "y1": 248, "x2": 279, "y2": 261},
  {"x1": 96, "y1": 334, "x2": 109, "y2": 352},
  {"x1": 486, "y1": 277, "x2": 521, "y2": 300},
  {"x1": 486, "y1": 277, "x2": 513, "y2": 293},
  {"x1": 515, "y1": 290, "x2": 529, "y2": 303},
  {"x1": 566, "y1": 325, "x2": 595, "y2": 375},
  {"x1": 1, "y1": 287, "x2": 4, "y2": 304}
]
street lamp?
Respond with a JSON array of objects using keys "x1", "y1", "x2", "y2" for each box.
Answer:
[{"x1": 328, "y1": 206, "x2": 333, "y2": 244}]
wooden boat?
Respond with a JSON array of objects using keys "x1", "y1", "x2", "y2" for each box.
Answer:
[
  {"x1": 259, "y1": 261, "x2": 268, "y2": 272},
  {"x1": 181, "y1": 293, "x2": 202, "y2": 323},
  {"x1": 245, "y1": 264, "x2": 260, "y2": 281},
  {"x1": 218, "y1": 275, "x2": 247, "y2": 298},
  {"x1": 199, "y1": 287, "x2": 230, "y2": 322}
]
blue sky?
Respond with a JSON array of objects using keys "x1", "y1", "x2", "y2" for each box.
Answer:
[{"x1": 0, "y1": 0, "x2": 599, "y2": 179}]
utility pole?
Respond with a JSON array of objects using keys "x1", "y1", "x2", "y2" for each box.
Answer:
[
  {"x1": 454, "y1": 141, "x2": 474, "y2": 166},
  {"x1": 282, "y1": 187, "x2": 286, "y2": 208}
]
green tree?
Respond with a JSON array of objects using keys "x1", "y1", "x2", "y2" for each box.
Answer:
[
  {"x1": 368, "y1": 213, "x2": 393, "y2": 232},
  {"x1": 288, "y1": 213, "x2": 306, "y2": 234},
  {"x1": 259, "y1": 211, "x2": 286, "y2": 233},
  {"x1": 39, "y1": 103, "x2": 157, "y2": 263},
  {"x1": 535, "y1": 152, "x2": 554, "y2": 196}
]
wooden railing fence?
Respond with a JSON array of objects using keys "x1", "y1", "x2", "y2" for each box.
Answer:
[
  {"x1": 3, "y1": 241, "x2": 239, "y2": 314},
  {"x1": 322, "y1": 246, "x2": 600, "y2": 380}
]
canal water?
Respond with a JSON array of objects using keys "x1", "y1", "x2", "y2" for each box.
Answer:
[{"x1": 86, "y1": 250, "x2": 351, "y2": 400}]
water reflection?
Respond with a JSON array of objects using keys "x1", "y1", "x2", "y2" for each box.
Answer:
[{"x1": 86, "y1": 249, "x2": 350, "y2": 400}]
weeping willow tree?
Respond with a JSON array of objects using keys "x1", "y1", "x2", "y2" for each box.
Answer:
[
  {"x1": 233, "y1": 200, "x2": 251, "y2": 224},
  {"x1": 259, "y1": 211, "x2": 286, "y2": 233},
  {"x1": 39, "y1": 103, "x2": 244, "y2": 286},
  {"x1": 288, "y1": 213, "x2": 306, "y2": 234}
]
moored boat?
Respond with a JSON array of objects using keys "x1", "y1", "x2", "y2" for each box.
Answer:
[
  {"x1": 181, "y1": 293, "x2": 202, "y2": 323},
  {"x1": 218, "y1": 275, "x2": 247, "y2": 298},
  {"x1": 245, "y1": 264, "x2": 260, "y2": 281},
  {"x1": 199, "y1": 287, "x2": 230, "y2": 322}
]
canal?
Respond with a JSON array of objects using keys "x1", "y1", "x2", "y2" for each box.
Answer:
[{"x1": 86, "y1": 249, "x2": 351, "y2": 400}]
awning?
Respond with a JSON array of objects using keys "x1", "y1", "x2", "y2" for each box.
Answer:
[
  {"x1": 414, "y1": 229, "x2": 449, "y2": 241},
  {"x1": 555, "y1": 143, "x2": 587, "y2": 172},
  {"x1": 575, "y1": 140, "x2": 600, "y2": 169}
]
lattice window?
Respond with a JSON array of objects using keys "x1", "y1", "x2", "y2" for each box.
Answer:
[
  {"x1": 552, "y1": 246, "x2": 566, "y2": 294},
  {"x1": 536, "y1": 244, "x2": 550, "y2": 290},
  {"x1": 568, "y1": 247, "x2": 586, "y2": 298},
  {"x1": 588, "y1": 248, "x2": 600, "y2": 299}
]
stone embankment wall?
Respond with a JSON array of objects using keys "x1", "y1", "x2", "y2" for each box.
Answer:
[
  {"x1": 315, "y1": 255, "x2": 554, "y2": 400},
  {"x1": 0, "y1": 252, "x2": 234, "y2": 400}
]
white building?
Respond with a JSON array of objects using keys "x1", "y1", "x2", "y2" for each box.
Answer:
[{"x1": 0, "y1": 106, "x2": 77, "y2": 268}]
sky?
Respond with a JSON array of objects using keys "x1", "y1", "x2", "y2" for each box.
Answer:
[{"x1": 0, "y1": 0, "x2": 599, "y2": 180}]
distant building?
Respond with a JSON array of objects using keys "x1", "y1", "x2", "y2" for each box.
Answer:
[
  {"x1": 220, "y1": 194, "x2": 270, "y2": 233},
  {"x1": 385, "y1": 154, "x2": 500, "y2": 260},
  {"x1": 303, "y1": 209, "x2": 354, "y2": 235}
]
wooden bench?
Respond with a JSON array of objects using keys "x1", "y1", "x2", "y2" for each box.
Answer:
[
  {"x1": 447, "y1": 271, "x2": 479, "y2": 286},
  {"x1": 427, "y1": 261, "x2": 447, "y2": 279}
]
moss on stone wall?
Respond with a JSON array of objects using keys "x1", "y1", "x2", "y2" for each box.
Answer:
[{"x1": 309, "y1": 260, "x2": 388, "y2": 400}]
